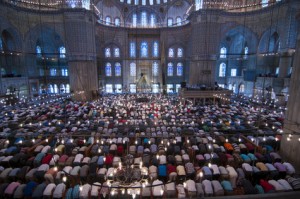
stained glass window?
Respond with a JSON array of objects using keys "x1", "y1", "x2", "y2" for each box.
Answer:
[
  {"x1": 60, "y1": 84, "x2": 65, "y2": 93},
  {"x1": 130, "y1": 84, "x2": 136, "y2": 93},
  {"x1": 220, "y1": 47, "x2": 226, "y2": 58},
  {"x1": 150, "y1": 14, "x2": 156, "y2": 27},
  {"x1": 54, "y1": 84, "x2": 58, "y2": 93},
  {"x1": 59, "y1": 46, "x2": 66, "y2": 58},
  {"x1": 105, "y1": 48, "x2": 111, "y2": 57},
  {"x1": 167, "y1": 84, "x2": 174, "y2": 93},
  {"x1": 167, "y1": 63, "x2": 173, "y2": 76},
  {"x1": 141, "y1": 12, "x2": 147, "y2": 27},
  {"x1": 36, "y1": 46, "x2": 42, "y2": 57},
  {"x1": 177, "y1": 48, "x2": 183, "y2": 57},
  {"x1": 219, "y1": 63, "x2": 226, "y2": 77},
  {"x1": 66, "y1": 84, "x2": 70, "y2": 93},
  {"x1": 167, "y1": 18, "x2": 173, "y2": 27},
  {"x1": 134, "y1": 0, "x2": 138, "y2": 5},
  {"x1": 82, "y1": 0, "x2": 90, "y2": 10},
  {"x1": 195, "y1": 0, "x2": 203, "y2": 11},
  {"x1": 130, "y1": 62, "x2": 136, "y2": 76},
  {"x1": 175, "y1": 84, "x2": 181, "y2": 92},
  {"x1": 132, "y1": 13, "x2": 137, "y2": 27},
  {"x1": 152, "y1": 84, "x2": 159, "y2": 93},
  {"x1": 61, "y1": 68, "x2": 68, "y2": 76},
  {"x1": 177, "y1": 63, "x2": 183, "y2": 76},
  {"x1": 115, "y1": 63, "x2": 121, "y2": 76},
  {"x1": 115, "y1": 84, "x2": 122, "y2": 93},
  {"x1": 168, "y1": 48, "x2": 174, "y2": 58},
  {"x1": 106, "y1": 84, "x2": 113, "y2": 93},
  {"x1": 153, "y1": 41, "x2": 159, "y2": 57},
  {"x1": 176, "y1": 17, "x2": 182, "y2": 26},
  {"x1": 152, "y1": 62, "x2": 159, "y2": 76},
  {"x1": 130, "y1": 42, "x2": 136, "y2": 57},
  {"x1": 105, "y1": 16, "x2": 111, "y2": 25},
  {"x1": 244, "y1": 46, "x2": 248, "y2": 59},
  {"x1": 140, "y1": 41, "x2": 148, "y2": 58},
  {"x1": 262, "y1": 0, "x2": 268, "y2": 7},
  {"x1": 105, "y1": 63, "x2": 112, "y2": 76},
  {"x1": 115, "y1": 18, "x2": 120, "y2": 26},
  {"x1": 48, "y1": 85, "x2": 54, "y2": 93},
  {"x1": 114, "y1": 48, "x2": 120, "y2": 57},
  {"x1": 142, "y1": 0, "x2": 146, "y2": 5},
  {"x1": 50, "y1": 68, "x2": 57, "y2": 76},
  {"x1": 231, "y1": 68, "x2": 237, "y2": 77}
]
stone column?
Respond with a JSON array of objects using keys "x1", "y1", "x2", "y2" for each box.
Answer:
[
  {"x1": 281, "y1": 25, "x2": 300, "y2": 173},
  {"x1": 64, "y1": 11, "x2": 98, "y2": 101}
]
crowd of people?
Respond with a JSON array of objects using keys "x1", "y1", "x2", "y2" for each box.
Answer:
[{"x1": 0, "y1": 93, "x2": 299, "y2": 199}]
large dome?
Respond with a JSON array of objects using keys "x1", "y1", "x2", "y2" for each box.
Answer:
[{"x1": 2, "y1": 0, "x2": 283, "y2": 27}]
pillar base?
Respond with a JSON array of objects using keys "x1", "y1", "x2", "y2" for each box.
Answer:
[{"x1": 72, "y1": 90, "x2": 99, "y2": 101}]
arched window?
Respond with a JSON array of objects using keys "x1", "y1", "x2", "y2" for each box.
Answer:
[
  {"x1": 54, "y1": 84, "x2": 58, "y2": 94},
  {"x1": 105, "y1": 48, "x2": 111, "y2": 58},
  {"x1": 195, "y1": 0, "x2": 203, "y2": 11},
  {"x1": 60, "y1": 84, "x2": 65, "y2": 93},
  {"x1": 167, "y1": 63, "x2": 173, "y2": 76},
  {"x1": 114, "y1": 48, "x2": 120, "y2": 57},
  {"x1": 153, "y1": 41, "x2": 159, "y2": 57},
  {"x1": 167, "y1": 18, "x2": 173, "y2": 27},
  {"x1": 134, "y1": 0, "x2": 138, "y2": 5},
  {"x1": 149, "y1": 0, "x2": 154, "y2": 5},
  {"x1": 141, "y1": 12, "x2": 147, "y2": 27},
  {"x1": 48, "y1": 84, "x2": 54, "y2": 93},
  {"x1": 82, "y1": 0, "x2": 90, "y2": 10},
  {"x1": 140, "y1": 41, "x2": 148, "y2": 57},
  {"x1": 177, "y1": 48, "x2": 183, "y2": 58},
  {"x1": 115, "y1": 63, "x2": 121, "y2": 76},
  {"x1": 168, "y1": 48, "x2": 174, "y2": 58},
  {"x1": 59, "y1": 46, "x2": 66, "y2": 58},
  {"x1": 105, "y1": 63, "x2": 112, "y2": 76},
  {"x1": 50, "y1": 68, "x2": 57, "y2": 76},
  {"x1": 115, "y1": 18, "x2": 120, "y2": 26},
  {"x1": 142, "y1": 0, "x2": 146, "y2": 5},
  {"x1": 219, "y1": 63, "x2": 226, "y2": 77},
  {"x1": 61, "y1": 68, "x2": 68, "y2": 76},
  {"x1": 127, "y1": 0, "x2": 131, "y2": 4},
  {"x1": 177, "y1": 63, "x2": 183, "y2": 76},
  {"x1": 262, "y1": 0, "x2": 268, "y2": 7},
  {"x1": 130, "y1": 42, "x2": 136, "y2": 57},
  {"x1": 244, "y1": 46, "x2": 248, "y2": 59},
  {"x1": 105, "y1": 16, "x2": 111, "y2": 25},
  {"x1": 239, "y1": 84, "x2": 245, "y2": 93},
  {"x1": 220, "y1": 47, "x2": 227, "y2": 58},
  {"x1": 232, "y1": 84, "x2": 236, "y2": 93},
  {"x1": 150, "y1": 14, "x2": 156, "y2": 27},
  {"x1": 176, "y1": 17, "x2": 182, "y2": 26},
  {"x1": 132, "y1": 13, "x2": 137, "y2": 27},
  {"x1": 66, "y1": 84, "x2": 70, "y2": 93},
  {"x1": 228, "y1": 83, "x2": 232, "y2": 90},
  {"x1": 152, "y1": 62, "x2": 159, "y2": 76},
  {"x1": 156, "y1": 0, "x2": 160, "y2": 4},
  {"x1": 231, "y1": 68, "x2": 237, "y2": 77},
  {"x1": 36, "y1": 46, "x2": 42, "y2": 57},
  {"x1": 130, "y1": 62, "x2": 136, "y2": 76}
]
